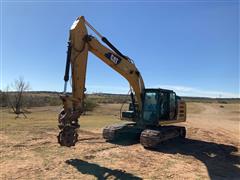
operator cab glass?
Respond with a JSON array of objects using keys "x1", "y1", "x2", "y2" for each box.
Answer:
[
  {"x1": 142, "y1": 89, "x2": 177, "y2": 125},
  {"x1": 143, "y1": 92, "x2": 159, "y2": 124}
]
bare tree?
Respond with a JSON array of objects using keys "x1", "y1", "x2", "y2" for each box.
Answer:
[{"x1": 6, "y1": 77, "x2": 30, "y2": 118}]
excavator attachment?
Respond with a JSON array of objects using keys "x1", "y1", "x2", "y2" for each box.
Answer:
[
  {"x1": 57, "y1": 16, "x2": 89, "y2": 147},
  {"x1": 58, "y1": 126, "x2": 78, "y2": 147},
  {"x1": 57, "y1": 96, "x2": 81, "y2": 147}
]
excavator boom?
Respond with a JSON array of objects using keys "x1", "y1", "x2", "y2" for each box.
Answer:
[{"x1": 58, "y1": 16, "x2": 145, "y2": 147}]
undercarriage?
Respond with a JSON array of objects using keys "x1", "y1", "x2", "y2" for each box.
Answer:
[{"x1": 103, "y1": 123, "x2": 186, "y2": 148}]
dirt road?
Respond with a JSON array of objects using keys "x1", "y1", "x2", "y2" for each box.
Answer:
[{"x1": 0, "y1": 102, "x2": 239, "y2": 179}]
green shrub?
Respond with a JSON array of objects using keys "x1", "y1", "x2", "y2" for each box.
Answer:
[
  {"x1": 217, "y1": 100, "x2": 228, "y2": 104},
  {"x1": 84, "y1": 98, "x2": 98, "y2": 112}
]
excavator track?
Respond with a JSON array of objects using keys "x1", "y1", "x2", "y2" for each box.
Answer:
[
  {"x1": 103, "y1": 123, "x2": 142, "y2": 142},
  {"x1": 140, "y1": 126, "x2": 186, "y2": 148}
]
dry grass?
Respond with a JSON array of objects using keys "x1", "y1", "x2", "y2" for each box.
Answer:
[{"x1": 0, "y1": 102, "x2": 239, "y2": 179}]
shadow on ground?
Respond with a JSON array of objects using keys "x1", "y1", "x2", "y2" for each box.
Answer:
[
  {"x1": 69, "y1": 133, "x2": 239, "y2": 179},
  {"x1": 66, "y1": 159, "x2": 142, "y2": 180},
  {"x1": 150, "y1": 138, "x2": 240, "y2": 179},
  {"x1": 107, "y1": 139, "x2": 139, "y2": 146}
]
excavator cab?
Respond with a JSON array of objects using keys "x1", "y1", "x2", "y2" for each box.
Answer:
[
  {"x1": 122, "y1": 88, "x2": 186, "y2": 126},
  {"x1": 142, "y1": 89, "x2": 178, "y2": 126}
]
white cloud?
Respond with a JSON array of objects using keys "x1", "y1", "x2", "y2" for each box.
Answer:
[
  {"x1": 86, "y1": 84, "x2": 129, "y2": 94},
  {"x1": 85, "y1": 84, "x2": 239, "y2": 98},
  {"x1": 159, "y1": 85, "x2": 239, "y2": 98}
]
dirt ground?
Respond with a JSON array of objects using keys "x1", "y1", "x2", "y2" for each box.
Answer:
[{"x1": 0, "y1": 102, "x2": 239, "y2": 179}]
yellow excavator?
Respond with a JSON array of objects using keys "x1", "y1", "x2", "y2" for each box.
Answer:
[{"x1": 57, "y1": 16, "x2": 186, "y2": 148}]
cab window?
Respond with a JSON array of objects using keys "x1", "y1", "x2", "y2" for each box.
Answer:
[{"x1": 143, "y1": 92, "x2": 159, "y2": 122}]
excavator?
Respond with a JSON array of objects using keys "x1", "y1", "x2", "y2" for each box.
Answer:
[{"x1": 57, "y1": 16, "x2": 186, "y2": 148}]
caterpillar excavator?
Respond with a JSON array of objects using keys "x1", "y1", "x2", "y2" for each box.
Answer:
[{"x1": 57, "y1": 16, "x2": 186, "y2": 148}]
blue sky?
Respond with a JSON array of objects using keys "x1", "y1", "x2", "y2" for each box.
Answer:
[{"x1": 1, "y1": 1, "x2": 239, "y2": 97}]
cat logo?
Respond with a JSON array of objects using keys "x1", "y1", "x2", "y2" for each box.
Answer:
[{"x1": 104, "y1": 53, "x2": 121, "y2": 65}]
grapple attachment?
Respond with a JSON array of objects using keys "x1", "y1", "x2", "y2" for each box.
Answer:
[
  {"x1": 58, "y1": 126, "x2": 78, "y2": 147},
  {"x1": 57, "y1": 107, "x2": 81, "y2": 147}
]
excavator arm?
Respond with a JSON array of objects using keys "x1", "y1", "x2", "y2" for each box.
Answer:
[{"x1": 58, "y1": 16, "x2": 145, "y2": 147}]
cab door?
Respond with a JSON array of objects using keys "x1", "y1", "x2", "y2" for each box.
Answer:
[
  {"x1": 169, "y1": 92, "x2": 177, "y2": 120},
  {"x1": 158, "y1": 91, "x2": 177, "y2": 120},
  {"x1": 142, "y1": 91, "x2": 159, "y2": 125},
  {"x1": 159, "y1": 92, "x2": 169, "y2": 120}
]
